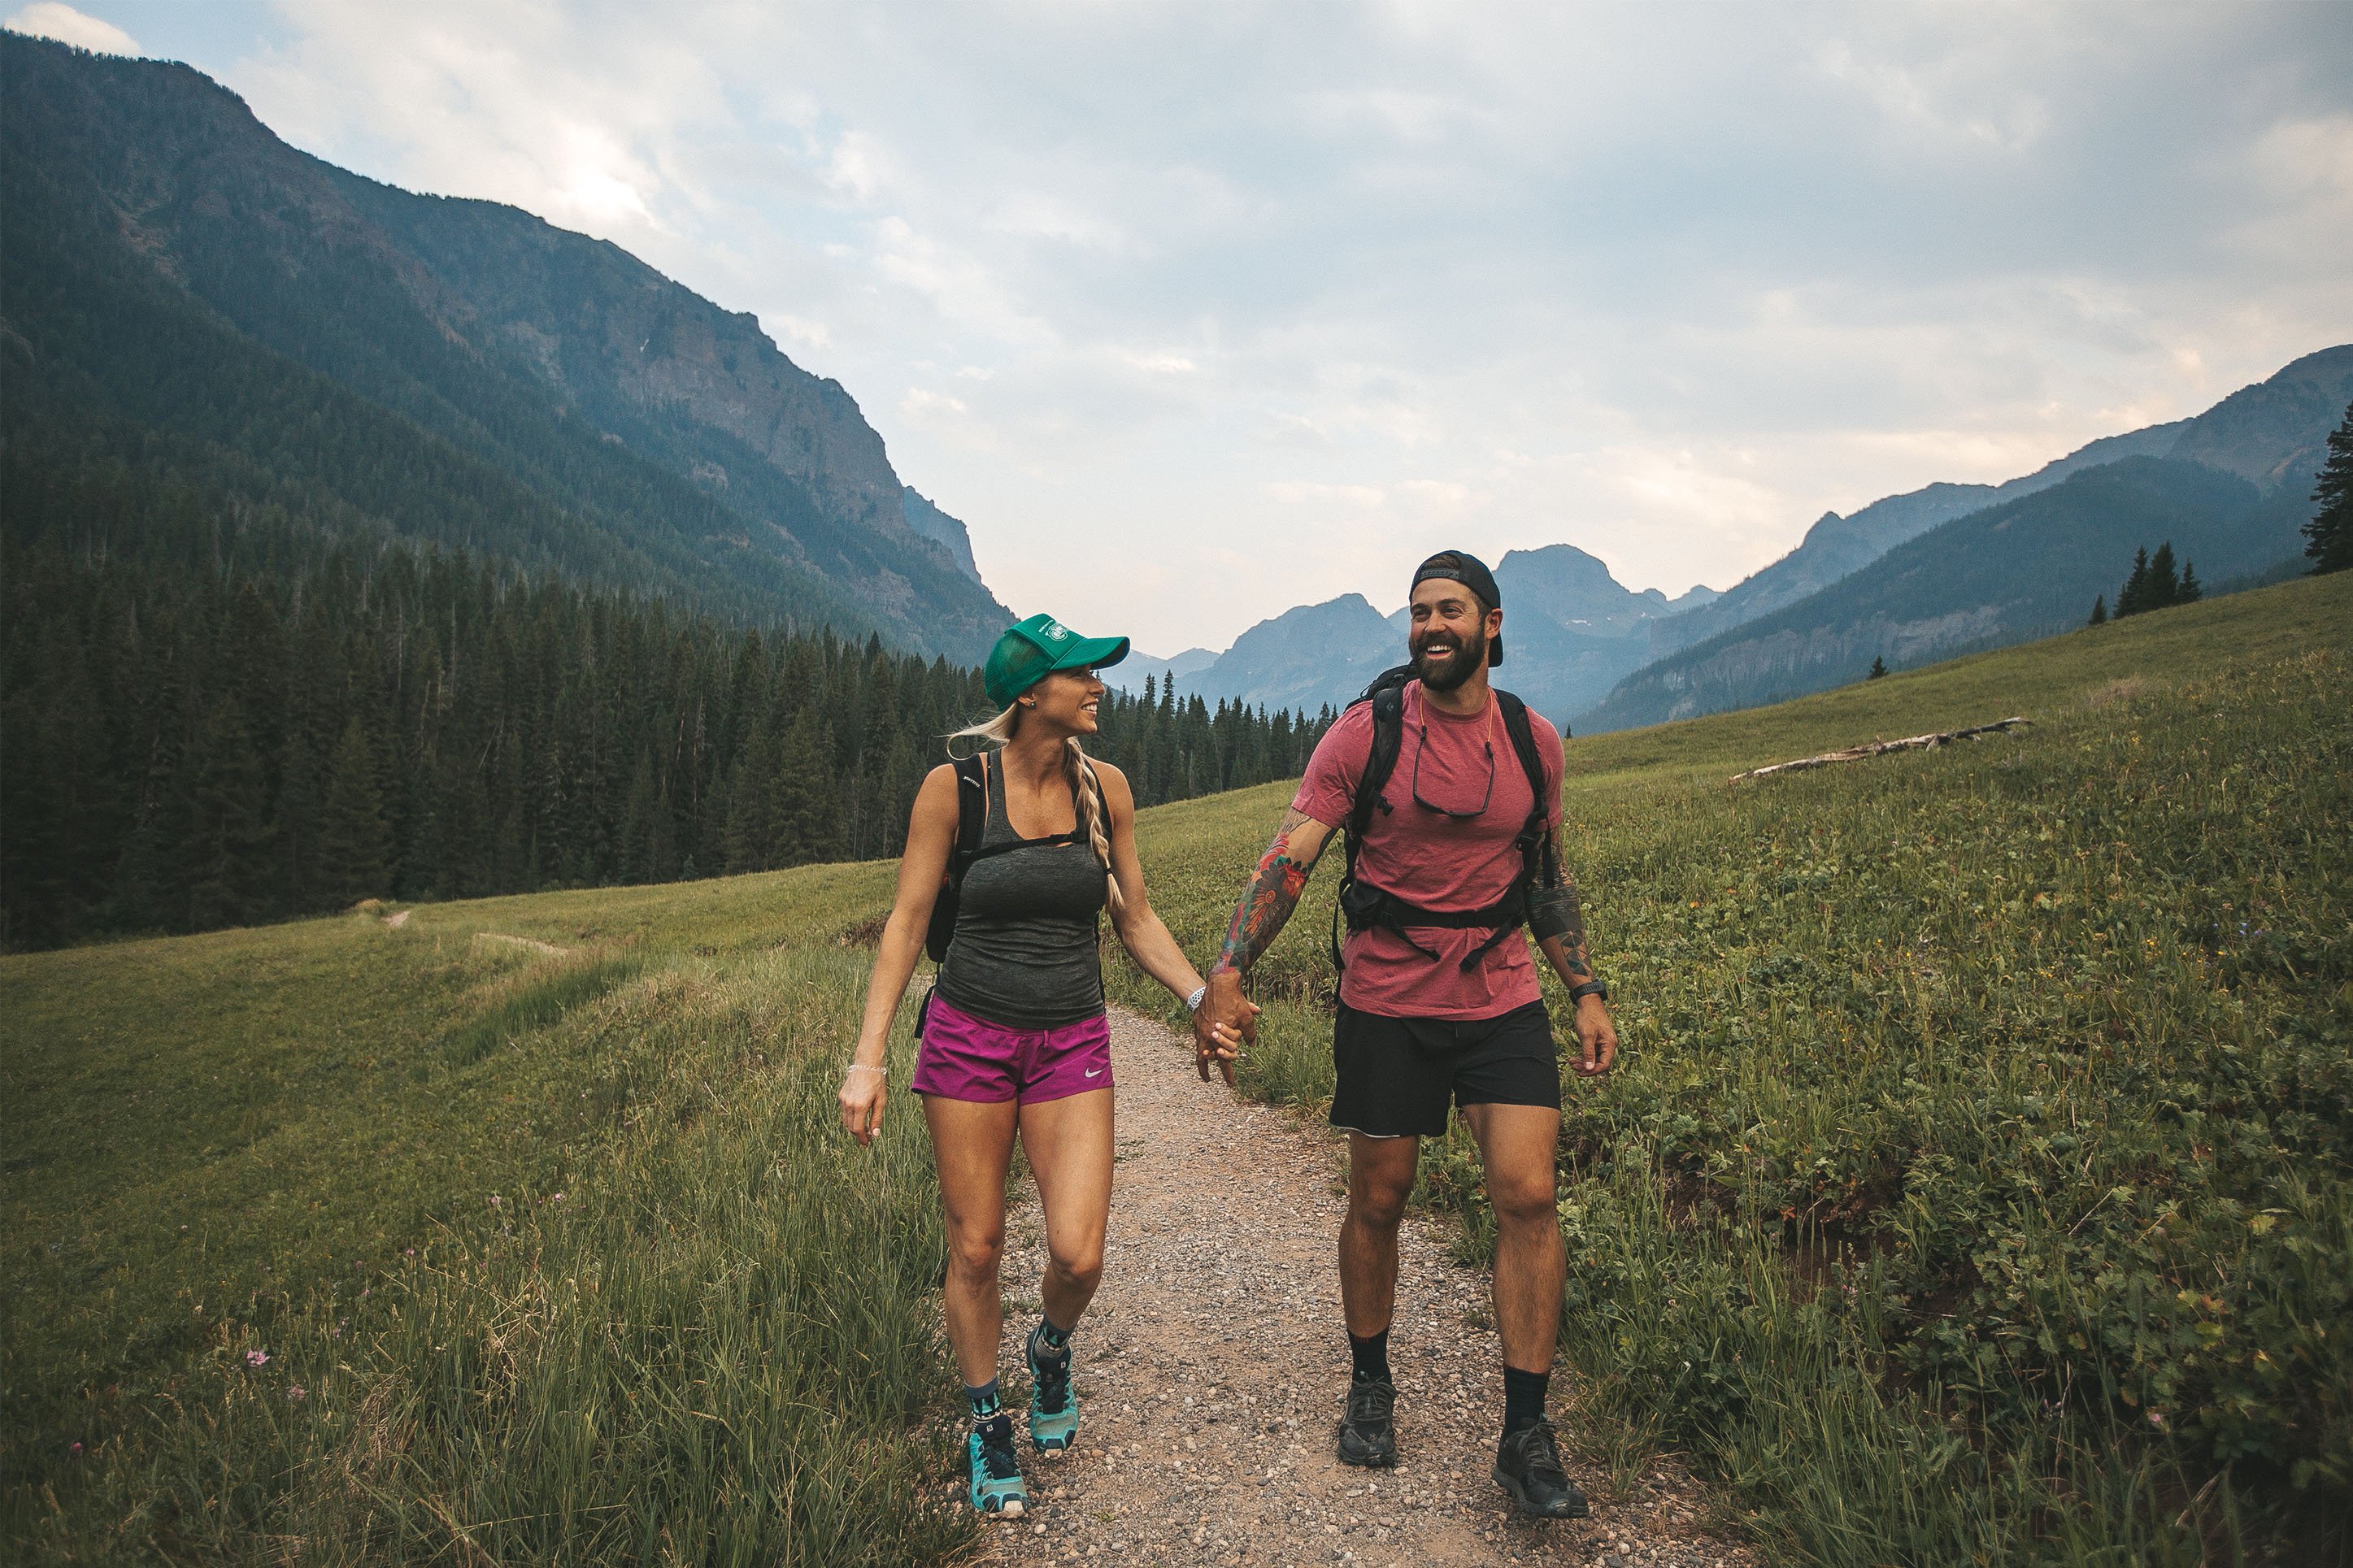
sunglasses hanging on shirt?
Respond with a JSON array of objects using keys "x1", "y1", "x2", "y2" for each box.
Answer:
[{"x1": 1407, "y1": 709, "x2": 1498, "y2": 821}]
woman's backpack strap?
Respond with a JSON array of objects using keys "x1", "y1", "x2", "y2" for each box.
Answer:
[{"x1": 923, "y1": 753, "x2": 992, "y2": 963}]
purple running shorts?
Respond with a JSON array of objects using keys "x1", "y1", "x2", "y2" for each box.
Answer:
[{"x1": 911, "y1": 993, "x2": 1114, "y2": 1105}]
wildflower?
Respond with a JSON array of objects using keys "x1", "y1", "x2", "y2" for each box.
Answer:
[
  {"x1": 245, "y1": 1349, "x2": 270, "y2": 1367},
  {"x1": 69, "y1": 1442, "x2": 82, "y2": 1457},
  {"x1": 489, "y1": 1196, "x2": 501, "y2": 1208},
  {"x1": 287, "y1": 1385, "x2": 307, "y2": 1401},
  {"x1": 2148, "y1": 1409, "x2": 2168, "y2": 1429}
]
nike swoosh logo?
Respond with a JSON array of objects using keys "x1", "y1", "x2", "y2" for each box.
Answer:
[{"x1": 1084, "y1": 1066, "x2": 1105, "y2": 1079}]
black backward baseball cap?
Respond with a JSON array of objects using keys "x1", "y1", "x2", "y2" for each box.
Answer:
[{"x1": 1411, "y1": 549, "x2": 1503, "y2": 666}]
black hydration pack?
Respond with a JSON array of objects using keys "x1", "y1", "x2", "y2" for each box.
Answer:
[
  {"x1": 923, "y1": 752, "x2": 1084, "y2": 963},
  {"x1": 1331, "y1": 665, "x2": 1564, "y2": 975}
]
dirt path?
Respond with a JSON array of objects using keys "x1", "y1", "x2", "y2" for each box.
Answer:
[{"x1": 972, "y1": 1006, "x2": 1752, "y2": 1568}]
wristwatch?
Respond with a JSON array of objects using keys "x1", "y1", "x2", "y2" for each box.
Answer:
[{"x1": 1568, "y1": 979, "x2": 1610, "y2": 1004}]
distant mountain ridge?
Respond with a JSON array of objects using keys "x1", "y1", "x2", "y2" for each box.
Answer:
[
  {"x1": 1144, "y1": 546, "x2": 1719, "y2": 721},
  {"x1": 1646, "y1": 346, "x2": 2351, "y2": 664},
  {"x1": 1647, "y1": 422, "x2": 2190, "y2": 657},
  {"x1": 1162, "y1": 345, "x2": 2349, "y2": 729},
  {"x1": 0, "y1": 32, "x2": 1010, "y2": 662},
  {"x1": 1582, "y1": 345, "x2": 2352, "y2": 731}
]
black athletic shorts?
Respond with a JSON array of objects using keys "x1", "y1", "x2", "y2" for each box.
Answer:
[{"x1": 1329, "y1": 1000, "x2": 1561, "y2": 1139}]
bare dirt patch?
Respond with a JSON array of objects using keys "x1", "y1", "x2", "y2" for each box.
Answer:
[{"x1": 963, "y1": 1006, "x2": 1754, "y2": 1568}]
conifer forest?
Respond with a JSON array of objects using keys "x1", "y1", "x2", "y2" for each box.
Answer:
[{"x1": 0, "y1": 449, "x2": 1329, "y2": 952}]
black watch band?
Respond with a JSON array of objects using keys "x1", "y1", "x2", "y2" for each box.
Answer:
[{"x1": 1568, "y1": 979, "x2": 1610, "y2": 1003}]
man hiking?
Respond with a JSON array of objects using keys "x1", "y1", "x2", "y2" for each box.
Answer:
[{"x1": 1196, "y1": 550, "x2": 1617, "y2": 1519}]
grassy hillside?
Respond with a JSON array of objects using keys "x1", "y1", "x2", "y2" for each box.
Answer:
[{"x1": 7, "y1": 569, "x2": 2346, "y2": 1563}]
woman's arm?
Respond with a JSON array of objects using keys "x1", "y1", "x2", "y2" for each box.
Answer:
[
  {"x1": 1094, "y1": 762, "x2": 1210, "y2": 1004},
  {"x1": 840, "y1": 762, "x2": 961, "y2": 1144}
]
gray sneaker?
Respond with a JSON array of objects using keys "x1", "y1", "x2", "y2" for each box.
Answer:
[{"x1": 1336, "y1": 1377, "x2": 1398, "y2": 1467}]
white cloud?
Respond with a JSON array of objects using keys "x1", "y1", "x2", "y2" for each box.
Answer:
[
  {"x1": 5, "y1": 2, "x2": 137, "y2": 54},
  {"x1": 97, "y1": 0, "x2": 2353, "y2": 654}
]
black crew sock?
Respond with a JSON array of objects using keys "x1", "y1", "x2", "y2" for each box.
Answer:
[
  {"x1": 1349, "y1": 1327, "x2": 1392, "y2": 1386},
  {"x1": 1502, "y1": 1365, "x2": 1551, "y2": 1436},
  {"x1": 966, "y1": 1378, "x2": 1002, "y2": 1424},
  {"x1": 1029, "y1": 1314, "x2": 1072, "y2": 1360}
]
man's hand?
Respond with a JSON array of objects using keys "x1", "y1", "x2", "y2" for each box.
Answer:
[
  {"x1": 1194, "y1": 968, "x2": 1258, "y2": 1084},
  {"x1": 1569, "y1": 994, "x2": 1617, "y2": 1077}
]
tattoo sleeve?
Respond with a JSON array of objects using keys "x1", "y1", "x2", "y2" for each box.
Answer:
[
  {"x1": 1530, "y1": 822, "x2": 1594, "y2": 982},
  {"x1": 1214, "y1": 809, "x2": 1325, "y2": 976}
]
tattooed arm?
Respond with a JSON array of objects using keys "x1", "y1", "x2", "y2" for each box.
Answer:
[
  {"x1": 1214, "y1": 808, "x2": 1336, "y2": 977},
  {"x1": 1194, "y1": 809, "x2": 1335, "y2": 1083},
  {"x1": 1529, "y1": 821, "x2": 1617, "y2": 1076}
]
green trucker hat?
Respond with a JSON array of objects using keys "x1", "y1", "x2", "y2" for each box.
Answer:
[{"x1": 982, "y1": 613, "x2": 1131, "y2": 709}]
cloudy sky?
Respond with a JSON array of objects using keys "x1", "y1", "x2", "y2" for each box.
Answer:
[{"x1": 12, "y1": 2, "x2": 2352, "y2": 654}]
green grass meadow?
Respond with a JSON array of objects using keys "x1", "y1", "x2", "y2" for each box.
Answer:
[{"x1": 5, "y1": 569, "x2": 2349, "y2": 1563}]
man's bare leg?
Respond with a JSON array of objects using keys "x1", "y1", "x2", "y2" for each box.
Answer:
[
  {"x1": 1461, "y1": 1102, "x2": 1566, "y2": 1375},
  {"x1": 1335, "y1": 1131, "x2": 1420, "y2": 1466},
  {"x1": 1339, "y1": 1131, "x2": 1420, "y2": 1336},
  {"x1": 1462, "y1": 1100, "x2": 1586, "y2": 1516}
]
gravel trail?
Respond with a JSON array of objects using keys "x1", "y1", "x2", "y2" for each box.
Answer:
[{"x1": 965, "y1": 1006, "x2": 1753, "y2": 1568}]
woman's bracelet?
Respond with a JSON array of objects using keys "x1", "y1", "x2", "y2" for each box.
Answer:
[
  {"x1": 1184, "y1": 984, "x2": 1207, "y2": 1014},
  {"x1": 843, "y1": 1063, "x2": 885, "y2": 1077}
]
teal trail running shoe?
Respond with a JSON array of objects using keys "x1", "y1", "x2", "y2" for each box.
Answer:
[
  {"x1": 1028, "y1": 1335, "x2": 1078, "y2": 1453},
  {"x1": 967, "y1": 1418, "x2": 1028, "y2": 1517}
]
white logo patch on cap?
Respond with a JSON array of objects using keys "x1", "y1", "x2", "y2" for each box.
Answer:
[{"x1": 1042, "y1": 621, "x2": 1072, "y2": 642}]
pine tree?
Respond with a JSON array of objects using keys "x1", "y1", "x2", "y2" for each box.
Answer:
[
  {"x1": 2177, "y1": 562, "x2": 2202, "y2": 604},
  {"x1": 275, "y1": 735, "x2": 322, "y2": 912},
  {"x1": 769, "y1": 707, "x2": 842, "y2": 867},
  {"x1": 2306, "y1": 400, "x2": 2353, "y2": 574},
  {"x1": 1868, "y1": 656, "x2": 1888, "y2": 680},
  {"x1": 185, "y1": 694, "x2": 274, "y2": 930},
  {"x1": 2147, "y1": 543, "x2": 2180, "y2": 610},
  {"x1": 317, "y1": 716, "x2": 393, "y2": 906},
  {"x1": 2116, "y1": 548, "x2": 2151, "y2": 617},
  {"x1": 2088, "y1": 595, "x2": 2107, "y2": 626}
]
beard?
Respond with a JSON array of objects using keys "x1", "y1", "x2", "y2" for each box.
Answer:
[{"x1": 1411, "y1": 627, "x2": 1486, "y2": 692}]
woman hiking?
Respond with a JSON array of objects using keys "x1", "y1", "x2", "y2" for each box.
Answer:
[{"x1": 838, "y1": 613, "x2": 1226, "y2": 1519}]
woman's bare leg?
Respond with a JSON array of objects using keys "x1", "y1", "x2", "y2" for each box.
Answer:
[
  {"x1": 1017, "y1": 1087, "x2": 1115, "y2": 1330},
  {"x1": 924, "y1": 1093, "x2": 1022, "y2": 1387}
]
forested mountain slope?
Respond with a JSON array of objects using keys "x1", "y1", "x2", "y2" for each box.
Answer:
[
  {"x1": 0, "y1": 455, "x2": 1324, "y2": 950},
  {"x1": 0, "y1": 32, "x2": 1008, "y2": 662}
]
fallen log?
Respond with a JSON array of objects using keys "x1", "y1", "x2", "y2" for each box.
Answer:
[{"x1": 1729, "y1": 717, "x2": 2033, "y2": 783}]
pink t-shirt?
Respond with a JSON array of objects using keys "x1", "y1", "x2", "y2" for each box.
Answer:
[{"x1": 1292, "y1": 681, "x2": 1565, "y2": 1020}]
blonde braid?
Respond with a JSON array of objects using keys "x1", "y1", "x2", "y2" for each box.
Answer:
[{"x1": 1064, "y1": 736, "x2": 1124, "y2": 915}]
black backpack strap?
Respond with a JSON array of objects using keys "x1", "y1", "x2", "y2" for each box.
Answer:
[
  {"x1": 955, "y1": 752, "x2": 989, "y2": 867},
  {"x1": 1331, "y1": 680, "x2": 1411, "y2": 973},
  {"x1": 924, "y1": 753, "x2": 992, "y2": 964},
  {"x1": 1494, "y1": 691, "x2": 1555, "y2": 875}
]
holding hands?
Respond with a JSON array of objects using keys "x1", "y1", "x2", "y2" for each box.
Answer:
[{"x1": 1192, "y1": 968, "x2": 1258, "y2": 1085}]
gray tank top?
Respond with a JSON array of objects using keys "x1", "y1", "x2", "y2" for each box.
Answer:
[{"x1": 933, "y1": 758, "x2": 1108, "y2": 1030}]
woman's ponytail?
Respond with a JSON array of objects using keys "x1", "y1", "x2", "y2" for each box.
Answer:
[{"x1": 1064, "y1": 737, "x2": 1124, "y2": 916}]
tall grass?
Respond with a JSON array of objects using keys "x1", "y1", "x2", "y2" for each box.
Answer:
[{"x1": 6, "y1": 878, "x2": 968, "y2": 1562}]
